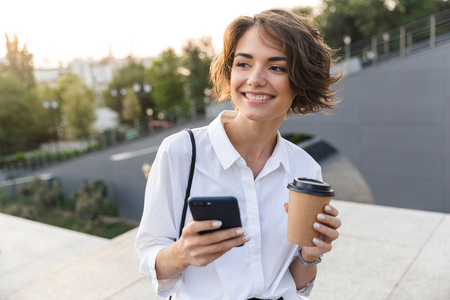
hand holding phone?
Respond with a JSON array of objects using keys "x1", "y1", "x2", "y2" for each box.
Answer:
[{"x1": 188, "y1": 196, "x2": 243, "y2": 235}]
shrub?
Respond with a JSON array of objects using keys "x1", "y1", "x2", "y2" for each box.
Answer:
[
  {"x1": 5, "y1": 205, "x2": 38, "y2": 220},
  {"x1": 14, "y1": 152, "x2": 26, "y2": 160},
  {"x1": 73, "y1": 179, "x2": 108, "y2": 221},
  {"x1": 17, "y1": 177, "x2": 63, "y2": 208}
]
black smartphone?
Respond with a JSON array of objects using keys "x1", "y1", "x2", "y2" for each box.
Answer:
[{"x1": 188, "y1": 196, "x2": 243, "y2": 235}]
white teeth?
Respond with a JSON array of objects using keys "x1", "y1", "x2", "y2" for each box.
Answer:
[{"x1": 245, "y1": 93, "x2": 272, "y2": 101}]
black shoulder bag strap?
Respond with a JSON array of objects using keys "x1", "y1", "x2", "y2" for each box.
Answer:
[
  {"x1": 169, "y1": 129, "x2": 196, "y2": 300},
  {"x1": 179, "y1": 128, "x2": 196, "y2": 238}
]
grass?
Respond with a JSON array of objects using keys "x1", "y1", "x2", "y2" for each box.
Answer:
[{"x1": 46, "y1": 214, "x2": 136, "y2": 239}]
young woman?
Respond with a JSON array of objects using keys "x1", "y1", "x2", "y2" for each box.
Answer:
[{"x1": 136, "y1": 8, "x2": 342, "y2": 300}]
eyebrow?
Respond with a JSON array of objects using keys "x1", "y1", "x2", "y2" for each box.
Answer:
[{"x1": 235, "y1": 53, "x2": 287, "y2": 62}]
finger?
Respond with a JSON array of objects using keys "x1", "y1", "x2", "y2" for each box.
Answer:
[
  {"x1": 202, "y1": 227, "x2": 247, "y2": 245},
  {"x1": 324, "y1": 204, "x2": 339, "y2": 217},
  {"x1": 312, "y1": 237, "x2": 333, "y2": 252},
  {"x1": 317, "y1": 213, "x2": 342, "y2": 230},
  {"x1": 198, "y1": 233, "x2": 251, "y2": 257},
  {"x1": 313, "y1": 222, "x2": 339, "y2": 241},
  {"x1": 183, "y1": 220, "x2": 223, "y2": 235},
  {"x1": 284, "y1": 203, "x2": 288, "y2": 214},
  {"x1": 189, "y1": 234, "x2": 251, "y2": 266}
]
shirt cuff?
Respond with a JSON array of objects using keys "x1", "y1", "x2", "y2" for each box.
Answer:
[
  {"x1": 154, "y1": 274, "x2": 183, "y2": 298},
  {"x1": 147, "y1": 244, "x2": 184, "y2": 297},
  {"x1": 296, "y1": 277, "x2": 315, "y2": 297}
]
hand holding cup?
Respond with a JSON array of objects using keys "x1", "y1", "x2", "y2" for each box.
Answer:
[{"x1": 285, "y1": 178, "x2": 341, "y2": 258}]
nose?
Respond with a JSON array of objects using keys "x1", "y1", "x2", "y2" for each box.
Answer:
[{"x1": 247, "y1": 66, "x2": 266, "y2": 87}]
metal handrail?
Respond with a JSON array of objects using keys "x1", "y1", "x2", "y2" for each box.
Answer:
[{"x1": 337, "y1": 9, "x2": 450, "y2": 74}]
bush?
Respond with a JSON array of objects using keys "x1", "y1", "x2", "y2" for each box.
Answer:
[
  {"x1": 73, "y1": 179, "x2": 108, "y2": 221},
  {"x1": 14, "y1": 152, "x2": 26, "y2": 160},
  {"x1": 0, "y1": 177, "x2": 130, "y2": 238},
  {"x1": 17, "y1": 177, "x2": 63, "y2": 208},
  {"x1": 5, "y1": 205, "x2": 38, "y2": 220}
]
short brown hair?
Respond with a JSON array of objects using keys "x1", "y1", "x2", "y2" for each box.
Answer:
[{"x1": 210, "y1": 8, "x2": 342, "y2": 115}]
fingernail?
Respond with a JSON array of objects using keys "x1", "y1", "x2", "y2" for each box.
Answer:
[
  {"x1": 212, "y1": 221, "x2": 222, "y2": 227},
  {"x1": 314, "y1": 222, "x2": 322, "y2": 230},
  {"x1": 318, "y1": 214, "x2": 326, "y2": 220},
  {"x1": 313, "y1": 238, "x2": 320, "y2": 244},
  {"x1": 236, "y1": 228, "x2": 246, "y2": 235},
  {"x1": 325, "y1": 205, "x2": 332, "y2": 212},
  {"x1": 242, "y1": 234, "x2": 251, "y2": 242}
]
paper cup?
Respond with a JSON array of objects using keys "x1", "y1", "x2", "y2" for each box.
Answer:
[{"x1": 287, "y1": 178, "x2": 335, "y2": 246}]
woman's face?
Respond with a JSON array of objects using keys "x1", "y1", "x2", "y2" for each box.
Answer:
[{"x1": 230, "y1": 26, "x2": 296, "y2": 124}]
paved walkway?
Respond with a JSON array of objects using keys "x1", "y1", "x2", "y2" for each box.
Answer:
[{"x1": 2, "y1": 200, "x2": 449, "y2": 300}]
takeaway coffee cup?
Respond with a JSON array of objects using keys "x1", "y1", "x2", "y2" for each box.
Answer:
[{"x1": 287, "y1": 177, "x2": 335, "y2": 246}]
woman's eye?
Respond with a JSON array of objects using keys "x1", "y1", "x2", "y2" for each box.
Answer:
[
  {"x1": 270, "y1": 66, "x2": 286, "y2": 72},
  {"x1": 236, "y1": 62, "x2": 250, "y2": 68}
]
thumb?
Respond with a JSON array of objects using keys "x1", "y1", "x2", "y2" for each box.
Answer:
[{"x1": 284, "y1": 203, "x2": 289, "y2": 214}]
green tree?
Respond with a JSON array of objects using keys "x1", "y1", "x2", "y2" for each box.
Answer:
[
  {"x1": 58, "y1": 74, "x2": 96, "y2": 140},
  {"x1": 121, "y1": 87, "x2": 142, "y2": 122},
  {"x1": 313, "y1": 0, "x2": 450, "y2": 50},
  {"x1": 390, "y1": 0, "x2": 450, "y2": 24},
  {"x1": 103, "y1": 59, "x2": 152, "y2": 121},
  {"x1": 146, "y1": 48, "x2": 186, "y2": 114},
  {"x1": 314, "y1": 0, "x2": 395, "y2": 49},
  {"x1": 182, "y1": 37, "x2": 215, "y2": 115},
  {"x1": 3, "y1": 34, "x2": 36, "y2": 88},
  {"x1": 0, "y1": 72, "x2": 34, "y2": 154}
]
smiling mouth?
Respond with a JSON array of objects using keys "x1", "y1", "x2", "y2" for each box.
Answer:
[{"x1": 243, "y1": 93, "x2": 274, "y2": 101}]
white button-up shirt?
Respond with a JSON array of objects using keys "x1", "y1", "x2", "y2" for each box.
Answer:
[{"x1": 136, "y1": 111, "x2": 322, "y2": 300}]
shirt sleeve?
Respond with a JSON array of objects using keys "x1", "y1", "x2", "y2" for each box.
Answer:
[
  {"x1": 135, "y1": 132, "x2": 192, "y2": 297},
  {"x1": 296, "y1": 277, "x2": 315, "y2": 297}
]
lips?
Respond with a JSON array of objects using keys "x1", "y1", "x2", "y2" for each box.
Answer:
[{"x1": 243, "y1": 93, "x2": 274, "y2": 101}]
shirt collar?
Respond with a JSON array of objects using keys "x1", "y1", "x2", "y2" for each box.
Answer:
[
  {"x1": 208, "y1": 111, "x2": 242, "y2": 170},
  {"x1": 272, "y1": 131, "x2": 291, "y2": 174},
  {"x1": 208, "y1": 110, "x2": 291, "y2": 173}
]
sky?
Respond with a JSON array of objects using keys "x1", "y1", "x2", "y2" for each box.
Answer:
[{"x1": 1, "y1": 0, "x2": 319, "y2": 69}]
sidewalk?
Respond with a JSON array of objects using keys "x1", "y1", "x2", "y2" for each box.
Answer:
[{"x1": 2, "y1": 200, "x2": 449, "y2": 299}]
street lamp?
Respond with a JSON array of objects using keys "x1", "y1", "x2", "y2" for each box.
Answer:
[
  {"x1": 382, "y1": 33, "x2": 390, "y2": 54},
  {"x1": 343, "y1": 35, "x2": 352, "y2": 61},
  {"x1": 131, "y1": 82, "x2": 153, "y2": 133},
  {"x1": 146, "y1": 108, "x2": 154, "y2": 132},
  {"x1": 133, "y1": 83, "x2": 141, "y2": 93},
  {"x1": 43, "y1": 100, "x2": 59, "y2": 151},
  {"x1": 143, "y1": 83, "x2": 152, "y2": 93},
  {"x1": 43, "y1": 100, "x2": 58, "y2": 110}
]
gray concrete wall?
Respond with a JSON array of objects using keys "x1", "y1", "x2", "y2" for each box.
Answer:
[{"x1": 280, "y1": 42, "x2": 450, "y2": 213}]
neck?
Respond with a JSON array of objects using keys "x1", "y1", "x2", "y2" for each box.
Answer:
[{"x1": 224, "y1": 116, "x2": 280, "y2": 178}]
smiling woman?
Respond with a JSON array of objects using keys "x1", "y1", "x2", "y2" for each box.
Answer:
[{"x1": 135, "y1": 8, "x2": 342, "y2": 300}]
